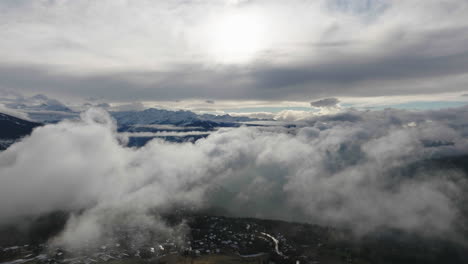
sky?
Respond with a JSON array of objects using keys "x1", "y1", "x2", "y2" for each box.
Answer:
[{"x1": 1, "y1": 0, "x2": 468, "y2": 111}]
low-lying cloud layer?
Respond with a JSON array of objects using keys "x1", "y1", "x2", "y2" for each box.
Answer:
[{"x1": 1, "y1": 107, "x2": 468, "y2": 248}]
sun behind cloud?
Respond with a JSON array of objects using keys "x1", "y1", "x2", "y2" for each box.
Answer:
[{"x1": 205, "y1": 9, "x2": 268, "y2": 64}]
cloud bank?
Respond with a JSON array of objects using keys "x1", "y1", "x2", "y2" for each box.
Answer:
[{"x1": 1, "y1": 106, "x2": 468, "y2": 248}]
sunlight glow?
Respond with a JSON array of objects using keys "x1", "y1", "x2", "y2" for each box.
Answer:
[{"x1": 206, "y1": 10, "x2": 267, "y2": 63}]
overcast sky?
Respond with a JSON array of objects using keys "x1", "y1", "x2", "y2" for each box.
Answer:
[{"x1": 1, "y1": 0, "x2": 468, "y2": 105}]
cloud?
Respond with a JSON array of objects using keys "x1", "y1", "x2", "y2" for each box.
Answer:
[
  {"x1": 226, "y1": 0, "x2": 251, "y2": 5},
  {"x1": 0, "y1": 103, "x2": 31, "y2": 120},
  {"x1": 273, "y1": 110, "x2": 316, "y2": 122},
  {"x1": 123, "y1": 131, "x2": 211, "y2": 137},
  {"x1": 0, "y1": 92, "x2": 70, "y2": 109},
  {"x1": 110, "y1": 102, "x2": 146, "y2": 112},
  {"x1": 2, "y1": 106, "x2": 468, "y2": 249},
  {"x1": 310, "y1": 98, "x2": 340, "y2": 108},
  {"x1": 0, "y1": 1, "x2": 468, "y2": 101}
]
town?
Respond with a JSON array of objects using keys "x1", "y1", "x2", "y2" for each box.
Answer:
[{"x1": 2, "y1": 214, "x2": 466, "y2": 264}]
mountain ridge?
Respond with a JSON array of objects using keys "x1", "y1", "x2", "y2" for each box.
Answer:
[{"x1": 0, "y1": 113, "x2": 42, "y2": 150}]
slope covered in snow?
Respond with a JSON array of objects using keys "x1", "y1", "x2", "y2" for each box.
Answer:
[{"x1": 0, "y1": 113, "x2": 42, "y2": 150}]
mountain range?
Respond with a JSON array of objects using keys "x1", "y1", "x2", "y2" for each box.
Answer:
[
  {"x1": 111, "y1": 108, "x2": 257, "y2": 128},
  {"x1": 0, "y1": 109, "x2": 261, "y2": 150}
]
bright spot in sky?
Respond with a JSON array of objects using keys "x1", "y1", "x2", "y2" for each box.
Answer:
[{"x1": 206, "y1": 10, "x2": 267, "y2": 63}]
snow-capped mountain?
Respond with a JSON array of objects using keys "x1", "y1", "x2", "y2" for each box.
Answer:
[
  {"x1": 27, "y1": 111, "x2": 79, "y2": 124},
  {"x1": 1, "y1": 94, "x2": 77, "y2": 123},
  {"x1": 0, "y1": 106, "x2": 262, "y2": 149},
  {"x1": 199, "y1": 113, "x2": 256, "y2": 123},
  {"x1": 5, "y1": 94, "x2": 73, "y2": 113},
  {"x1": 111, "y1": 108, "x2": 258, "y2": 128},
  {"x1": 112, "y1": 108, "x2": 207, "y2": 126},
  {"x1": 32, "y1": 103, "x2": 73, "y2": 112}
]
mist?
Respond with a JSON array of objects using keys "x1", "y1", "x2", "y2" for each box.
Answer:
[{"x1": 1, "y1": 107, "x2": 468, "y2": 249}]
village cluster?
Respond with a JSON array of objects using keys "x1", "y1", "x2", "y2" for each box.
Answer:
[{"x1": 1, "y1": 216, "x2": 328, "y2": 264}]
